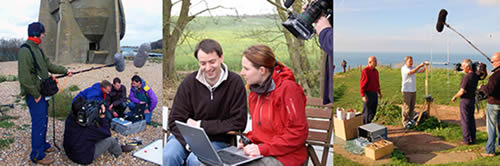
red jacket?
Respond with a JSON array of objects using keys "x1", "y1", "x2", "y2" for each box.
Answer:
[
  {"x1": 360, "y1": 66, "x2": 381, "y2": 97},
  {"x1": 246, "y1": 65, "x2": 308, "y2": 166}
]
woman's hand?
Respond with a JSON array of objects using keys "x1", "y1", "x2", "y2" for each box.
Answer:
[{"x1": 243, "y1": 144, "x2": 261, "y2": 156}]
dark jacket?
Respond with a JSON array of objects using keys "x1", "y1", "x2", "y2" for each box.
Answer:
[
  {"x1": 63, "y1": 115, "x2": 111, "y2": 164},
  {"x1": 319, "y1": 27, "x2": 334, "y2": 104},
  {"x1": 75, "y1": 83, "x2": 106, "y2": 102},
  {"x1": 168, "y1": 65, "x2": 248, "y2": 147},
  {"x1": 480, "y1": 66, "x2": 500, "y2": 104},
  {"x1": 18, "y1": 40, "x2": 67, "y2": 99},
  {"x1": 105, "y1": 84, "x2": 127, "y2": 106}
]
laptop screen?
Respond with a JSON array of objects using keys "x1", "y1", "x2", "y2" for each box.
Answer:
[{"x1": 175, "y1": 121, "x2": 223, "y2": 165}]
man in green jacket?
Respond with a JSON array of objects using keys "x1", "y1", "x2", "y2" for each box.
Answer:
[{"x1": 18, "y1": 22, "x2": 72, "y2": 164}]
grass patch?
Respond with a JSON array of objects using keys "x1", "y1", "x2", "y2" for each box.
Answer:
[
  {"x1": 67, "y1": 85, "x2": 80, "y2": 92},
  {"x1": 48, "y1": 91, "x2": 74, "y2": 118},
  {"x1": 6, "y1": 75, "x2": 16, "y2": 81},
  {"x1": 0, "y1": 75, "x2": 5, "y2": 83},
  {"x1": 334, "y1": 153, "x2": 363, "y2": 166},
  {"x1": 0, "y1": 137, "x2": 14, "y2": 149},
  {"x1": 373, "y1": 102, "x2": 402, "y2": 125},
  {"x1": 147, "y1": 121, "x2": 161, "y2": 128},
  {"x1": 0, "y1": 120, "x2": 15, "y2": 129}
]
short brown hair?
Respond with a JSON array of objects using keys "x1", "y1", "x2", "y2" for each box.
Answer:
[
  {"x1": 404, "y1": 56, "x2": 413, "y2": 63},
  {"x1": 242, "y1": 44, "x2": 283, "y2": 72},
  {"x1": 194, "y1": 39, "x2": 223, "y2": 59},
  {"x1": 100, "y1": 80, "x2": 112, "y2": 88}
]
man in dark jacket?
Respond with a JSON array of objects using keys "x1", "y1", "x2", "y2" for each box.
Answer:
[
  {"x1": 481, "y1": 53, "x2": 500, "y2": 157},
  {"x1": 163, "y1": 39, "x2": 248, "y2": 166},
  {"x1": 18, "y1": 22, "x2": 72, "y2": 164},
  {"x1": 452, "y1": 59, "x2": 480, "y2": 145},
  {"x1": 105, "y1": 77, "x2": 127, "y2": 118},
  {"x1": 63, "y1": 97, "x2": 132, "y2": 164}
]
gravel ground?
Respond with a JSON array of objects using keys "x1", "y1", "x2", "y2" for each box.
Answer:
[{"x1": 0, "y1": 61, "x2": 163, "y2": 165}]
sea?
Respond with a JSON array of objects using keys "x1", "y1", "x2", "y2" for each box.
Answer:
[{"x1": 333, "y1": 52, "x2": 494, "y2": 73}]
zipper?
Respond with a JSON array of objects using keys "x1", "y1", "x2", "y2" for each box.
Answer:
[
  {"x1": 257, "y1": 95, "x2": 262, "y2": 125},
  {"x1": 210, "y1": 88, "x2": 214, "y2": 101}
]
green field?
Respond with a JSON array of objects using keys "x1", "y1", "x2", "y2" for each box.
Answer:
[
  {"x1": 334, "y1": 67, "x2": 492, "y2": 165},
  {"x1": 172, "y1": 16, "x2": 324, "y2": 76}
]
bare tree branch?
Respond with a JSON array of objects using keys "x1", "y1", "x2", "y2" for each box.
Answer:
[{"x1": 266, "y1": 0, "x2": 288, "y2": 11}]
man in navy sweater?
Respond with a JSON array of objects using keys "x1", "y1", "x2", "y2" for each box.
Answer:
[{"x1": 63, "y1": 97, "x2": 133, "y2": 164}]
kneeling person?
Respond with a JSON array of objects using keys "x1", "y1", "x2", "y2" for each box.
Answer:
[
  {"x1": 105, "y1": 77, "x2": 128, "y2": 118},
  {"x1": 63, "y1": 97, "x2": 133, "y2": 164}
]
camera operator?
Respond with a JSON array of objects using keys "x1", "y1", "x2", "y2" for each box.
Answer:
[
  {"x1": 63, "y1": 97, "x2": 133, "y2": 164},
  {"x1": 300, "y1": 0, "x2": 333, "y2": 104},
  {"x1": 480, "y1": 53, "x2": 500, "y2": 157}
]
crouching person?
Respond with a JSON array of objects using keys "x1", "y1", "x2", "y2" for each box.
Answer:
[{"x1": 63, "y1": 97, "x2": 133, "y2": 164}]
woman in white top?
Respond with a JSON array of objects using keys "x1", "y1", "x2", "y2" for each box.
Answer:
[{"x1": 401, "y1": 56, "x2": 426, "y2": 128}]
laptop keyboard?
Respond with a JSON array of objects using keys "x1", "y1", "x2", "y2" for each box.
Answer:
[{"x1": 217, "y1": 150, "x2": 249, "y2": 165}]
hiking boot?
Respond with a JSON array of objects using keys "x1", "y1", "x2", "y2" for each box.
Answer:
[
  {"x1": 481, "y1": 153, "x2": 495, "y2": 157},
  {"x1": 45, "y1": 147, "x2": 57, "y2": 153},
  {"x1": 121, "y1": 144, "x2": 135, "y2": 153},
  {"x1": 35, "y1": 155, "x2": 54, "y2": 165}
]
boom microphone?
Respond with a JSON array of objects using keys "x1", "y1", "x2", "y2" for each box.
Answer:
[
  {"x1": 435, "y1": 9, "x2": 492, "y2": 63},
  {"x1": 284, "y1": 0, "x2": 295, "y2": 8},
  {"x1": 114, "y1": 52, "x2": 125, "y2": 72},
  {"x1": 436, "y1": 9, "x2": 447, "y2": 32},
  {"x1": 133, "y1": 43, "x2": 151, "y2": 68}
]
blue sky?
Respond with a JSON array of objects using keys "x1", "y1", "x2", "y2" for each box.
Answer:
[{"x1": 334, "y1": 0, "x2": 500, "y2": 54}]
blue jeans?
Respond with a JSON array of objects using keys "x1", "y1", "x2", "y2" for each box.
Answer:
[
  {"x1": 163, "y1": 135, "x2": 228, "y2": 166},
  {"x1": 485, "y1": 103, "x2": 500, "y2": 154},
  {"x1": 26, "y1": 95, "x2": 51, "y2": 162},
  {"x1": 128, "y1": 102, "x2": 153, "y2": 124}
]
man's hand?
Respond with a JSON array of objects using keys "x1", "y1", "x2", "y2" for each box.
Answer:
[
  {"x1": 362, "y1": 96, "x2": 367, "y2": 103},
  {"x1": 67, "y1": 70, "x2": 73, "y2": 77},
  {"x1": 139, "y1": 101, "x2": 146, "y2": 104},
  {"x1": 314, "y1": 16, "x2": 331, "y2": 34},
  {"x1": 243, "y1": 144, "x2": 261, "y2": 156},
  {"x1": 144, "y1": 109, "x2": 150, "y2": 114},
  {"x1": 187, "y1": 118, "x2": 200, "y2": 127},
  {"x1": 108, "y1": 104, "x2": 113, "y2": 111},
  {"x1": 237, "y1": 140, "x2": 244, "y2": 149},
  {"x1": 99, "y1": 104, "x2": 106, "y2": 118},
  {"x1": 35, "y1": 96, "x2": 41, "y2": 103},
  {"x1": 112, "y1": 111, "x2": 118, "y2": 117},
  {"x1": 451, "y1": 96, "x2": 457, "y2": 102},
  {"x1": 379, "y1": 93, "x2": 383, "y2": 99}
]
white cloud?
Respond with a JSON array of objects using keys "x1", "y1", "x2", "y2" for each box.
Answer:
[{"x1": 477, "y1": 0, "x2": 500, "y2": 7}]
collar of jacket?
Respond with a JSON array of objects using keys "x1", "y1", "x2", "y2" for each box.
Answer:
[
  {"x1": 492, "y1": 66, "x2": 500, "y2": 73},
  {"x1": 250, "y1": 73, "x2": 276, "y2": 95},
  {"x1": 195, "y1": 63, "x2": 229, "y2": 90}
]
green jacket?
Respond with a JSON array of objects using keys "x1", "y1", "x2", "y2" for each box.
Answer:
[{"x1": 18, "y1": 40, "x2": 67, "y2": 99}]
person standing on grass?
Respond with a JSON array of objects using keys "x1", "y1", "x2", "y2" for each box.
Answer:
[
  {"x1": 481, "y1": 53, "x2": 500, "y2": 157},
  {"x1": 401, "y1": 56, "x2": 426, "y2": 128},
  {"x1": 452, "y1": 59, "x2": 479, "y2": 145},
  {"x1": 360, "y1": 56, "x2": 382, "y2": 124},
  {"x1": 18, "y1": 22, "x2": 72, "y2": 164}
]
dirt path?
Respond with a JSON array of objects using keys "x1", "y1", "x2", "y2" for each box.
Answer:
[
  {"x1": 336, "y1": 103, "x2": 486, "y2": 165},
  {"x1": 0, "y1": 61, "x2": 163, "y2": 165}
]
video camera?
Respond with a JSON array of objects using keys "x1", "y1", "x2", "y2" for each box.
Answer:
[
  {"x1": 453, "y1": 61, "x2": 488, "y2": 80},
  {"x1": 72, "y1": 97, "x2": 105, "y2": 127},
  {"x1": 282, "y1": 0, "x2": 333, "y2": 40}
]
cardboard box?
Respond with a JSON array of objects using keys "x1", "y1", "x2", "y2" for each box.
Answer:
[
  {"x1": 334, "y1": 115, "x2": 363, "y2": 141},
  {"x1": 364, "y1": 139, "x2": 394, "y2": 160}
]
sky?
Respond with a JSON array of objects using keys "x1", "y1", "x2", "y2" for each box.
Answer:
[
  {"x1": 334, "y1": 0, "x2": 500, "y2": 55},
  {"x1": 0, "y1": 0, "x2": 277, "y2": 46}
]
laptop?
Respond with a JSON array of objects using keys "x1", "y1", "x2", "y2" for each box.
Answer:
[{"x1": 175, "y1": 121, "x2": 263, "y2": 166}]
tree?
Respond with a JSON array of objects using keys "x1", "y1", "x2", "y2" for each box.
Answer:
[
  {"x1": 267, "y1": 0, "x2": 315, "y2": 96},
  {"x1": 163, "y1": 0, "x2": 227, "y2": 87}
]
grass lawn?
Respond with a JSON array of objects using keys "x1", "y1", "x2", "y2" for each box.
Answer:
[{"x1": 334, "y1": 67, "x2": 492, "y2": 165}]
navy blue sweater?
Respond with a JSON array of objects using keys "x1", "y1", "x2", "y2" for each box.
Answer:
[
  {"x1": 319, "y1": 27, "x2": 334, "y2": 104},
  {"x1": 63, "y1": 115, "x2": 111, "y2": 164}
]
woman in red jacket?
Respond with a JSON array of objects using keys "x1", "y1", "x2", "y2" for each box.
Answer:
[{"x1": 239, "y1": 45, "x2": 308, "y2": 166}]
